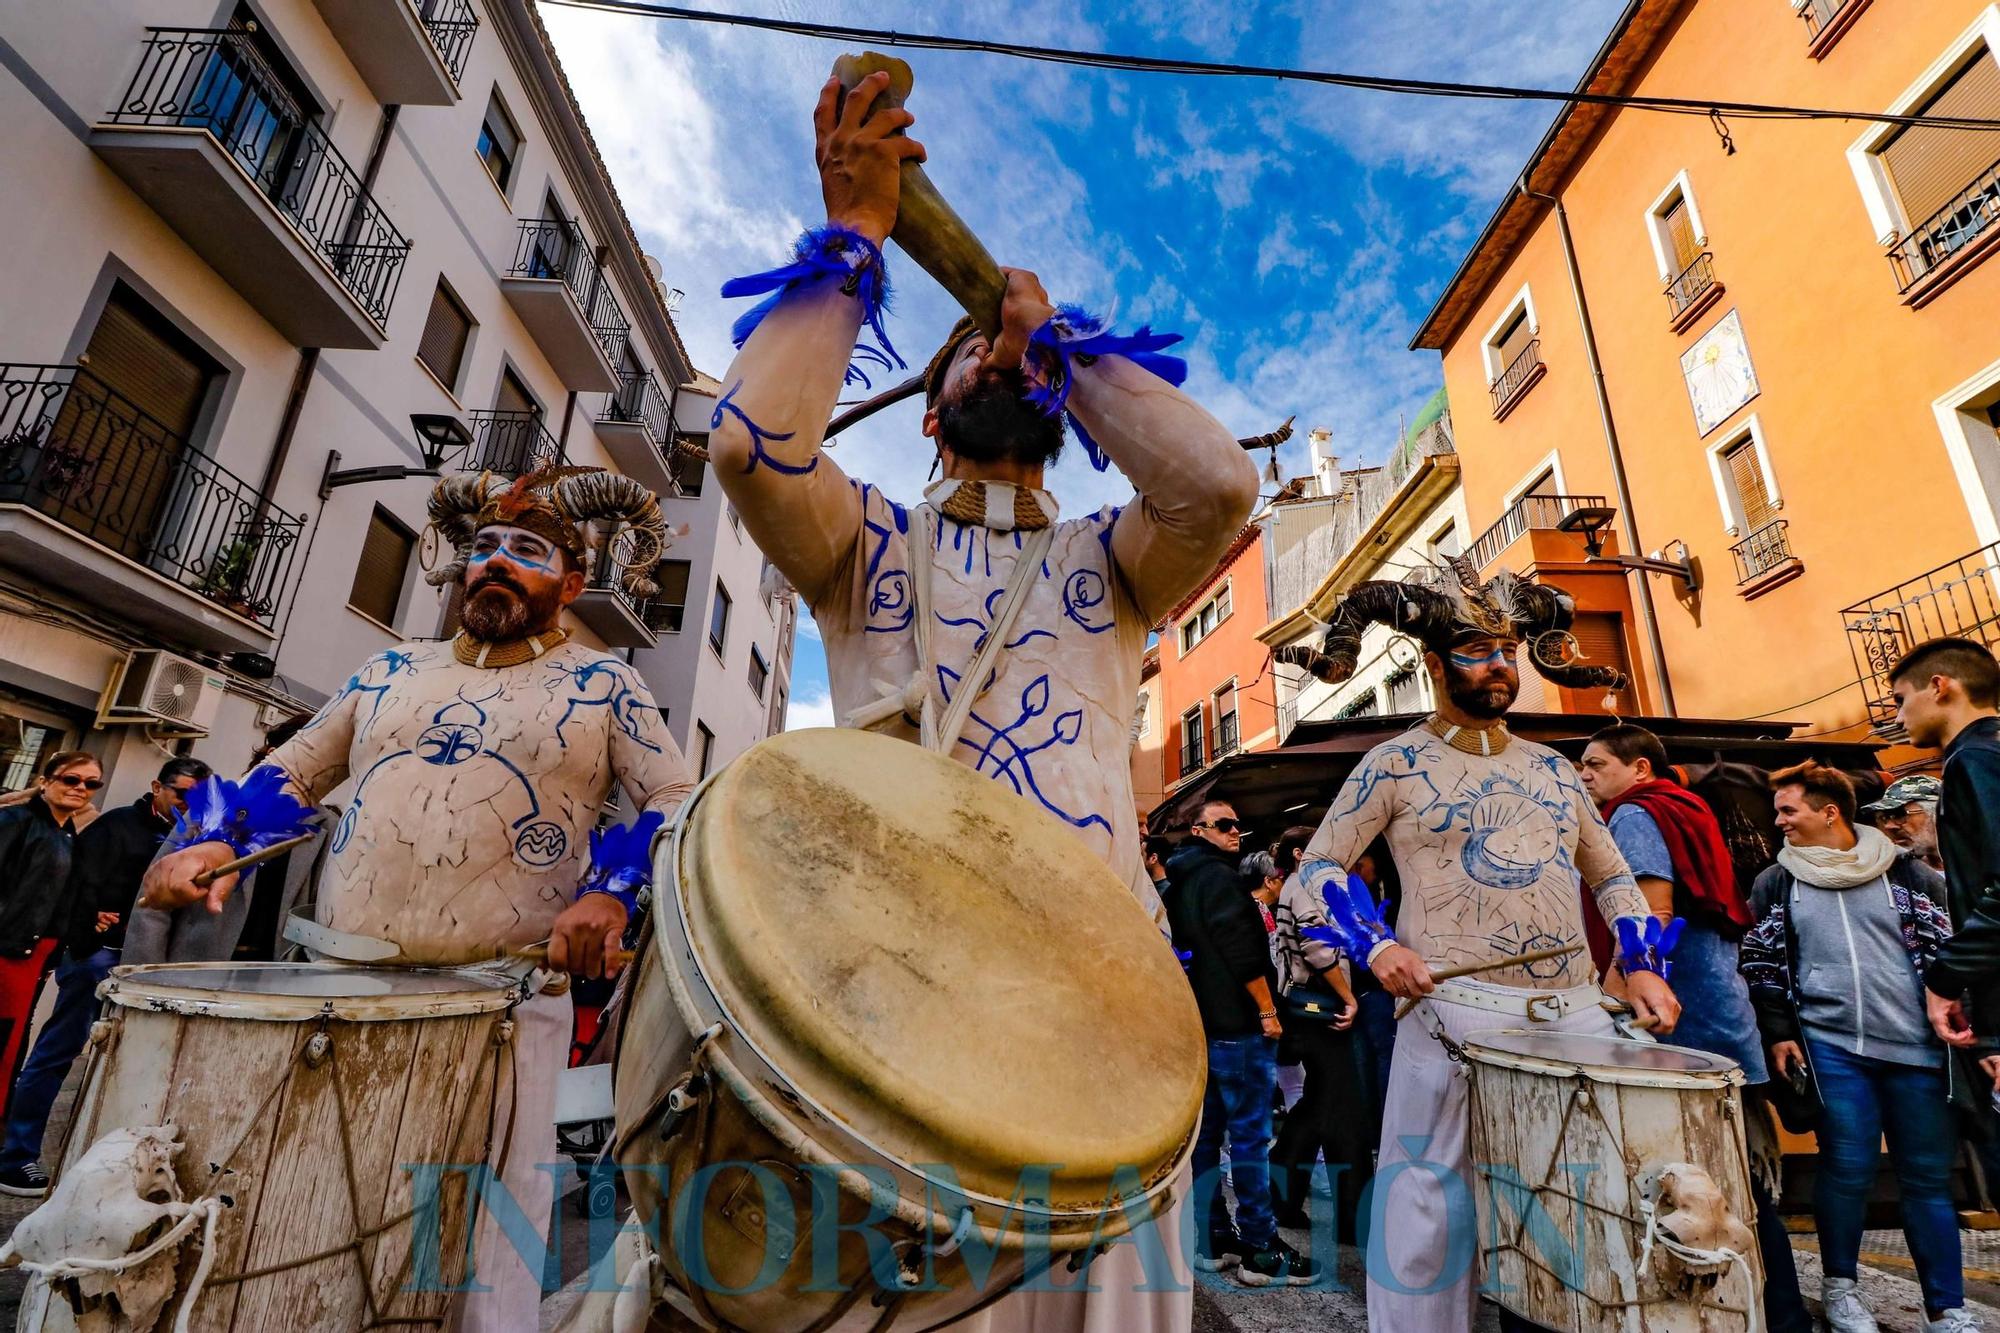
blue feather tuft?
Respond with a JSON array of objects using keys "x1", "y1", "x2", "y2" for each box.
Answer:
[
  {"x1": 577, "y1": 810, "x2": 666, "y2": 913},
  {"x1": 1019, "y1": 308, "x2": 1189, "y2": 473},
  {"x1": 1615, "y1": 913, "x2": 1683, "y2": 980},
  {"x1": 721, "y1": 224, "x2": 903, "y2": 389},
  {"x1": 168, "y1": 765, "x2": 316, "y2": 858}
]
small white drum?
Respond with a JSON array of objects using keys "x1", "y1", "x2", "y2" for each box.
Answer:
[
  {"x1": 21, "y1": 962, "x2": 522, "y2": 1332},
  {"x1": 614, "y1": 728, "x2": 1206, "y2": 1330},
  {"x1": 1463, "y1": 1030, "x2": 1760, "y2": 1333}
]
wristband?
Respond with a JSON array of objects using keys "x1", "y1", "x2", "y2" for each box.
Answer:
[
  {"x1": 721, "y1": 223, "x2": 903, "y2": 388},
  {"x1": 165, "y1": 766, "x2": 315, "y2": 860},
  {"x1": 1614, "y1": 914, "x2": 1684, "y2": 981},
  {"x1": 1021, "y1": 304, "x2": 1187, "y2": 473},
  {"x1": 575, "y1": 811, "x2": 666, "y2": 916}
]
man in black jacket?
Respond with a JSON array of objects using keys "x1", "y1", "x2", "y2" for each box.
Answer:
[
  {"x1": 1167, "y1": 801, "x2": 1319, "y2": 1288},
  {"x1": 1893, "y1": 639, "x2": 2000, "y2": 1080},
  {"x1": 0, "y1": 756, "x2": 207, "y2": 1197}
]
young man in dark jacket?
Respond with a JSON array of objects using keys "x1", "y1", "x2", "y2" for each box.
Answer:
[
  {"x1": 1892, "y1": 639, "x2": 2000, "y2": 1080},
  {"x1": 1167, "y1": 801, "x2": 1317, "y2": 1287},
  {"x1": 0, "y1": 756, "x2": 208, "y2": 1197}
]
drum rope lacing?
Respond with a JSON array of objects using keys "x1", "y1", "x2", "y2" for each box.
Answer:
[
  {"x1": 42, "y1": 991, "x2": 525, "y2": 1330},
  {"x1": 1468, "y1": 1068, "x2": 1760, "y2": 1332}
]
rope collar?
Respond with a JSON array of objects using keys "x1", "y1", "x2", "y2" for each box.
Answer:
[{"x1": 453, "y1": 627, "x2": 569, "y2": 668}]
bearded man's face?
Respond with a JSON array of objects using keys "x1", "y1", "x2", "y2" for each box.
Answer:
[
  {"x1": 460, "y1": 525, "x2": 573, "y2": 639},
  {"x1": 1438, "y1": 636, "x2": 1521, "y2": 720},
  {"x1": 930, "y1": 333, "x2": 1066, "y2": 469}
]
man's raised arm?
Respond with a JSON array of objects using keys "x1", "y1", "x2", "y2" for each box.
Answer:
[{"x1": 709, "y1": 72, "x2": 925, "y2": 613}]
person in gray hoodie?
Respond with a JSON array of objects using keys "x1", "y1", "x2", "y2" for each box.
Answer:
[{"x1": 1739, "y1": 761, "x2": 1975, "y2": 1333}]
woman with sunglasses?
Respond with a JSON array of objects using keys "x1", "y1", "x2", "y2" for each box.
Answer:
[{"x1": 0, "y1": 751, "x2": 100, "y2": 1114}]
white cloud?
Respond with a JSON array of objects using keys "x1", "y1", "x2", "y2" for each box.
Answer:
[{"x1": 785, "y1": 685, "x2": 837, "y2": 732}]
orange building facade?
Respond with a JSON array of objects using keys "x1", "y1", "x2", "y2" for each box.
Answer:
[
  {"x1": 1154, "y1": 524, "x2": 1280, "y2": 798},
  {"x1": 1417, "y1": 0, "x2": 2000, "y2": 747}
]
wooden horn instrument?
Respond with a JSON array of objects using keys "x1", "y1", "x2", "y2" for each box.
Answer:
[{"x1": 831, "y1": 52, "x2": 1006, "y2": 340}]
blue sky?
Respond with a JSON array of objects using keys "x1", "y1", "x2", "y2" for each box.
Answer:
[{"x1": 541, "y1": 0, "x2": 1627, "y2": 727}]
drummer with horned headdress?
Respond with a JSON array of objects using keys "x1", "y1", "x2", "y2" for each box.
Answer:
[
  {"x1": 703, "y1": 70, "x2": 1256, "y2": 1333},
  {"x1": 1284, "y1": 561, "x2": 1684, "y2": 1333},
  {"x1": 140, "y1": 466, "x2": 693, "y2": 1332}
]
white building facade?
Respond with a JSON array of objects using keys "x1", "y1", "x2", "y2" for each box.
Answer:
[{"x1": 0, "y1": 0, "x2": 790, "y2": 806}]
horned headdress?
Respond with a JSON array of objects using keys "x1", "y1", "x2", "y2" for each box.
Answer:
[
  {"x1": 1276, "y1": 558, "x2": 1628, "y2": 692},
  {"x1": 424, "y1": 467, "x2": 671, "y2": 598}
]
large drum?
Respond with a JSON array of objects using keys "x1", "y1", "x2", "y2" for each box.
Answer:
[
  {"x1": 1463, "y1": 1029, "x2": 1760, "y2": 1333},
  {"x1": 20, "y1": 962, "x2": 521, "y2": 1332},
  {"x1": 613, "y1": 728, "x2": 1205, "y2": 1330}
]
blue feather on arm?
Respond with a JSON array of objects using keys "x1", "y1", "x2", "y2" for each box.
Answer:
[
  {"x1": 1023, "y1": 305, "x2": 1188, "y2": 473},
  {"x1": 721, "y1": 224, "x2": 903, "y2": 387},
  {"x1": 1614, "y1": 914, "x2": 1684, "y2": 980},
  {"x1": 165, "y1": 766, "x2": 316, "y2": 858},
  {"x1": 576, "y1": 811, "x2": 666, "y2": 915}
]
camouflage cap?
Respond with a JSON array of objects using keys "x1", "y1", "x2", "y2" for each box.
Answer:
[{"x1": 1861, "y1": 774, "x2": 1942, "y2": 812}]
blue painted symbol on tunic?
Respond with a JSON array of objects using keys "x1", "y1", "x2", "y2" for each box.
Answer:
[{"x1": 514, "y1": 821, "x2": 568, "y2": 868}]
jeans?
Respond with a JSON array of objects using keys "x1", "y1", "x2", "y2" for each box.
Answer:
[
  {"x1": 1804, "y1": 1035, "x2": 1963, "y2": 1314},
  {"x1": 1271, "y1": 1017, "x2": 1372, "y2": 1240},
  {"x1": 1193, "y1": 1035, "x2": 1279, "y2": 1250},
  {"x1": 1351, "y1": 988, "x2": 1396, "y2": 1145},
  {"x1": 0, "y1": 948, "x2": 116, "y2": 1171}
]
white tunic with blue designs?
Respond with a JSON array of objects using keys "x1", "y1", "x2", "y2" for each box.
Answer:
[{"x1": 264, "y1": 640, "x2": 691, "y2": 964}]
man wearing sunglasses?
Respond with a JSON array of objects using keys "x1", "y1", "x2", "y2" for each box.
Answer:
[{"x1": 0, "y1": 756, "x2": 209, "y2": 1197}]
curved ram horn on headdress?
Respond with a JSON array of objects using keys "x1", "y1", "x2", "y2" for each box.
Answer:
[
  {"x1": 1277, "y1": 564, "x2": 1628, "y2": 692},
  {"x1": 424, "y1": 467, "x2": 673, "y2": 599}
]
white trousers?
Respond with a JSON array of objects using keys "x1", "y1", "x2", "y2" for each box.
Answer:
[
  {"x1": 1365, "y1": 984, "x2": 1612, "y2": 1333},
  {"x1": 454, "y1": 986, "x2": 570, "y2": 1333}
]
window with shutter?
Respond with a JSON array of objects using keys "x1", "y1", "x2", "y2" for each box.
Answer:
[
  {"x1": 1663, "y1": 196, "x2": 1699, "y2": 271},
  {"x1": 348, "y1": 506, "x2": 414, "y2": 627},
  {"x1": 1880, "y1": 49, "x2": 2000, "y2": 229},
  {"x1": 1571, "y1": 612, "x2": 1634, "y2": 712},
  {"x1": 416, "y1": 283, "x2": 472, "y2": 390},
  {"x1": 1725, "y1": 439, "x2": 1778, "y2": 533},
  {"x1": 749, "y1": 646, "x2": 769, "y2": 700},
  {"x1": 1495, "y1": 311, "x2": 1533, "y2": 372},
  {"x1": 673, "y1": 451, "x2": 706, "y2": 497},
  {"x1": 649, "y1": 559, "x2": 691, "y2": 633},
  {"x1": 476, "y1": 93, "x2": 520, "y2": 193},
  {"x1": 695, "y1": 722, "x2": 715, "y2": 778},
  {"x1": 709, "y1": 581, "x2": 731, "y2": 654}
]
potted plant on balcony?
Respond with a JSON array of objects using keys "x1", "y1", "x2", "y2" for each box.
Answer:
[{"x1": 198, "y1": 536, "x2": 262, "y2": 618}]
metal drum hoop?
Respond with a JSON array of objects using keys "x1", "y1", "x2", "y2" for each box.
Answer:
[{"x1": 104, "y1": 962, "x2": 525, "y2": 1023}]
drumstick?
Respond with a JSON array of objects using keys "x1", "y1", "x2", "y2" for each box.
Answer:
[
  {"x1": 512, "y1": 941, "x2": 636, "y2": 972},
  {"x1": 1392, "y1": 944, "x2": 1584, "y2": 1019},
  {"x1": 191, "y1": 833, "x2": 318, "y2": 889},
  {"x1": 1600, "y1": 1000, "x2": 1663, "y2": 1032}
]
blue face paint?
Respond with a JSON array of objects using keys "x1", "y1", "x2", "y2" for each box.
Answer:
[
  {"x1": 470, "y1": 529, "x2": 559, "y2": 573},
  {"x1": 1449, "y1": 644, "x2": 1517, "y2": 669}
]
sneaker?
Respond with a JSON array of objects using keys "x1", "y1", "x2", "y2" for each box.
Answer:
[
  {"x1": 1928, "y1": 1310, "x2": 1982, "y2": 1333},
  {"x1": 0, "y1": 1162, "x2": 48, "y2": 1198},
  {"x1": 1237, "y1": 1238, "x2": 1319, "y2": 1287},
  {"x1": 1194, "y1": 1231, "x2": 1251, "y2": 1272},
  {"x1": 1822, "y1": 1277, "x2": 1879, "y2": 1333}
]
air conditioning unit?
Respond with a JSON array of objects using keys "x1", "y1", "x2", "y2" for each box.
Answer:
[{"x1": 99, "y1": 650, "x2": 227, "y2": 733}]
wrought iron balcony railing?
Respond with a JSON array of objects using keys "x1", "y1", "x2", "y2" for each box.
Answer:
[
  {"x1": 1843, "y1": 541, "x2": 2000, "y2": 727},
  {"x1": 1888, "y1": 158, "x2": 2000, "y2": 292},
  {"x1": 106, "y1": 28, "x2": 410, "y2": 326},
  {"x1": 0, "y1": 365, "x2": 302, "y2": 624},
  {"x1": 1215, "y1": 711, "x2": 1240, "y2": 757},
  {"x1": 601, "y1": 369, "x2": 674, "y2": 447},
  {"x1": 1665, "y1": 251, "x2": 1718, "y2": 316},
  {"x1": 1798, "y1": 0, "x2": 1857, "y2": 40},
  {"x1": 1465, "y1": 494, "x2": 1609, "y2": 574},
  {"x1": 462, "y1": 410, "x2": 563, "y2": 476},
  {"x1": 417, "y1": 0, "x2": 478, "y2": 82},
  {"x1": 1488, "y1": 339, "x2": 1543, "y2": 415},
  {"x1": 508, "y1": 219, "x2": 630, "y2": 368},
  {"x1": 1730, "y1": 519, "x2": 1796, "y2": 584},
  {"x1": 1179, "y1": 734, "x2": 1205, "y2": 775}
]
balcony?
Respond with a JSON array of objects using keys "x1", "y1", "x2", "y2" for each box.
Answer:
[
  {"x1": 1729, "y1": 519, "x2": 1804, "y2": 599},
  {"x1": 310, "y1": 0, "x2": 476, "y2": 105},
  {"x1": 1466, "y1": 494, "x2": 1609, "y2": 574},
  {"x1": 1664, "y1": 251, "x2": 1724, "y2": 332},
  {"x1": 1215, "y1": 712, "x2": 1240, "y2": 758},
  {"x1": 0, "y1": 365, "x2": 302, "y2": 652},
  {"x1": 501, "y1": 220, "x2": 627, "y2": 392},
  {"x1": 1798, "y1": 0, "x2": 1871, "y2": 58},
  {"x1": 569, "y1": 531, "x2": 656, "y2": 650},
  {"x1": 1488, "y1": 340, "x2": 1545, "y2": 420},
  {"x1": 1842, "y1": 541, "x2": 2000, "y2": 732},
  {"x1": 1888, "y1": 158, "x2": 2000, "y2": 304},
  {"x1": 1178, "y1": 735, "x2": 1206, "y2": 777},
  {"x1": 593, "y1": 370, "x2": 678, "y2": 495},
  {"x1": 91, "y1": 29, "x2": 410, "y2": 348},
  {"x1": 461, "y1": 410, "x2": 563, "y2": 476}
]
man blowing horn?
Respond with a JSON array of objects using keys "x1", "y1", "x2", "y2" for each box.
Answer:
[{"x1": 705, "y1": 70, "x2": 1258, "y2": 1332}]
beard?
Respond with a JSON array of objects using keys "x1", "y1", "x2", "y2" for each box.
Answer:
[
  {"x1": 935, "y1": 366, "x2": 1066, "y2": 468},
  {"x1": 460, "y1": 572, "x2": 563, "y2": 640},
  {"x1": 1443, "y1": 662, "x2": 1517, "y2": 721}
]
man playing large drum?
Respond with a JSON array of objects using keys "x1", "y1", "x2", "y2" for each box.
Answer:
[
  {"x1": 140, "y1": 468, "x2": 694, "y2": 1333},
  {"x1": 707, "y1": 70, "x2": 1256, "y2": 1333},
  {"x1": 1286, "y1": 563, "x2": 1684, "y2": 1333}
]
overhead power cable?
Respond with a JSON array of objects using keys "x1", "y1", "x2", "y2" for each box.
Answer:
[{"x1": 540, "y1": 0, "x2": 2000, "y2": 134}]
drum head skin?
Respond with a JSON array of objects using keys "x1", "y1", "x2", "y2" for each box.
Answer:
[
  {"x1": 108, "y1": 962, "x2": 520, "y2": 1021},
  {"x1": 1460, "y1": 1029, "x2": 1745, "y2": 1089},
  {"x1": 677, "y1": 729, "x2": 1205, "y2": 1206}
]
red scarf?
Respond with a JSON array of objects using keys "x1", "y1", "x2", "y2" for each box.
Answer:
[{"x1": 1602, "y1": 777, "x2": 1753, "y2": 936}]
